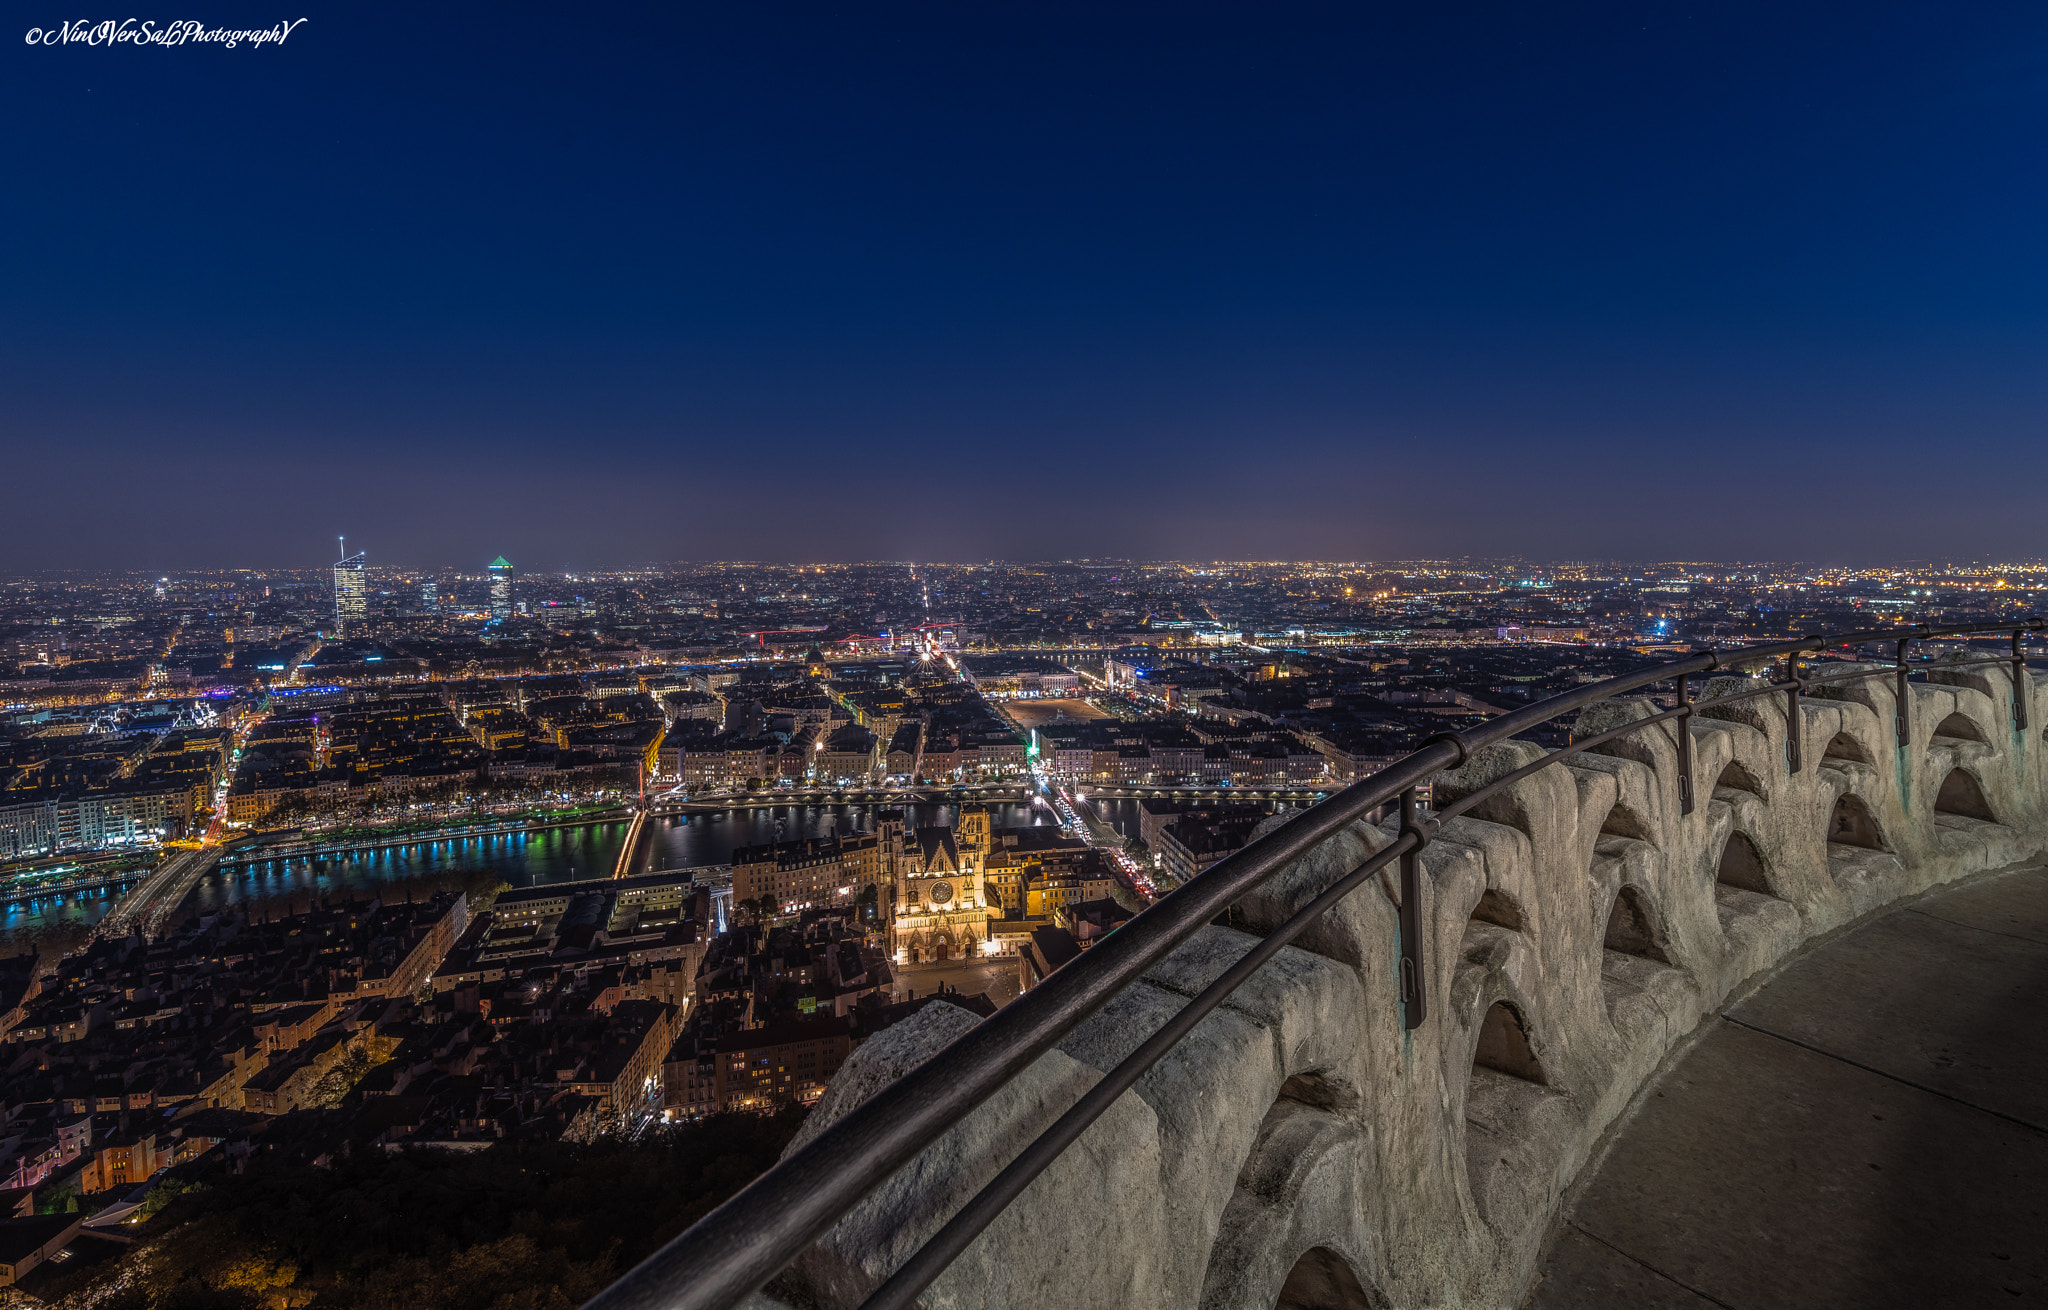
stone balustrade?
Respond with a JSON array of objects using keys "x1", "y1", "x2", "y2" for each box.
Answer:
[{"x1": 752, "y1": 655, "x2": 2045, "y2": 1310}]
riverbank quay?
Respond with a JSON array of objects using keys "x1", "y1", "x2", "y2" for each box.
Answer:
[
  {"x1": 0, "y1": 852, "x2": 159, "y2": 908},
  {"x1": 654, "y1": 785, "x2": 1031, "y2": 815},
  {"x1": 214, "y1": 806, "x2": 629, "y2": 867}
]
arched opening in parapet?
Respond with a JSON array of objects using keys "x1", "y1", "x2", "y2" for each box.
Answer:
[
  {"x1": 1712, "y1": 758, "x2": 1764, "y2": 798},
  {"x1": 1601, "y1": 885, "x2": 1670, "y2": 964},
  {"x1": 1474, "y1": 1001, "x2": 1547, "y2": 1085},
  {"x1": 1469, "y1": 888, "x2": 1523, "y2": 933},
  {"x1": 1715, "y1": 831, "x2": 1774, "y2": 896},
  {"x1": 1933, "y1": 712, "x2": 1986, "y2": 744},
  {"x1": 1935, "y1": 768, "x2": 1997, "y2": 822},
  {"x1": 1277, "y1": 1070, "x2": 1359, "y2": 1115},
  {"x1": 1597, "y1": 802, "x2": 1654, "y2": 843},
  {"x1": 1453, "y1": 791, "x2": 1536, "y2": 843},
  {"x1": 1462, "y1": 998, "x2": 1564, "y2": 1231},
  {"x1": 1822, "y1": 732, "x2": 1871, "y2": 765},
  {"x1": 1277, "y1": 1246, "x2": 1377, "y2": 1310},
  {"x1": 1827, "y1": 794, "x2": 1887, "y2": 851}
]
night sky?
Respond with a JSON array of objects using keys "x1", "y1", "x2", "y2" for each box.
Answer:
[{"x1": 8, "y1": 2, "x2": 2048, "y2": 570}]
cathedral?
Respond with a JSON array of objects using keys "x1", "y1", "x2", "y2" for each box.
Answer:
[{"x1": 892, "y1": 823, "x2": 990, "y2": 962}]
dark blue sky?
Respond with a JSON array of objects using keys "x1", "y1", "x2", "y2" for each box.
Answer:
[{"x1": 7, "y1": 2, "x2": 2047, "y2": 570}]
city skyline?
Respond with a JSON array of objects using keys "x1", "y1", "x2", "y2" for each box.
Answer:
[{"x1": 16, "y1": 549, "x2": 2048, "y2": 575}]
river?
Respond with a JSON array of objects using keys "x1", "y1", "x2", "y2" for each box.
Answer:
[
  {"x1": 643, "y1": 800, "x2": 1044, "y2": 871},
  {"x1": 1, "y1": 801, "x2": 1051, "y2": 952}
]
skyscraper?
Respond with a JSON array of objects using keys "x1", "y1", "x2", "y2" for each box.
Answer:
[
  {"x1": 488, "y1": 556, "x2": 513, "y2": 622},
  {"x1": 334, "y1": 538, "x2": 368, "y2": 636},
  {"x1": 420, "y1": 579, "x2": 440, "y2": 614}
]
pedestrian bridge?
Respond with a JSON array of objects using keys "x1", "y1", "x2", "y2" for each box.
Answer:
[{"x1": 591, "y1": 623, "x2": 2048, "y2": 1310}]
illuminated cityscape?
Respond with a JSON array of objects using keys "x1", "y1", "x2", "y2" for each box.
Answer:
[
  {"x1": 2, "y1": 558, "x2": 2044, "y2": 1301},
  {"x1": 5, "y1": 549, "x2": 2042, "y2": 879},
  {"x1": 9, "y1": 2, "x2": 2048, "y2": 1306}
]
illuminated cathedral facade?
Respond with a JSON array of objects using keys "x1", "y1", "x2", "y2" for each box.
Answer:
[{"x1": 892, "y1": 818, "x2": 991, "y2": 962}]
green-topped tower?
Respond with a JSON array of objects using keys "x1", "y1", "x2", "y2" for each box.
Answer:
[{"x1": 488, "y1": 555, "x2": 513, "y2": 622}]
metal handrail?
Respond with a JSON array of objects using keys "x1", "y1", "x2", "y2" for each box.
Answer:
[{"x1": 588, "y1": 618, "x2": 2040, "y2": 1310}]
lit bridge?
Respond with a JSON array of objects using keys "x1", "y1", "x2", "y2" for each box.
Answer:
[{"x1": 589, "y1": 621, "x2": 2048, "y2": 1309}]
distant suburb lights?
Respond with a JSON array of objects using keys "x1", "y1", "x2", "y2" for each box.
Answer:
[{"x1": 22, "y1": 18, "x2": 308, "y2": 49}]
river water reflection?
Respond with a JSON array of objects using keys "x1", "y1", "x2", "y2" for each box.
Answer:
[
  {"x1": 5, "y1": 802, "x2": 1055, "y2": 947},
  {"x1": 0, "y1": 801, "x2": 1075, "y2": 952},
  {"x1": 644, "y1": 800, "x2": 1043, "y2": 871},
  {"x1": 0, "y1": 880, "x2": 133, "y2": 948}
]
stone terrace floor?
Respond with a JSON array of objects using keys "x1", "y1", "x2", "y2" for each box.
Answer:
[{"x1": 1525, "y1": 864, "x2": 2048, "y2": 1308}]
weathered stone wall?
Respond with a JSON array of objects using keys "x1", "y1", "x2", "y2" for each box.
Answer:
[{"x1": 753, "y1": 660, "x2": 2046, "y2": 1310}]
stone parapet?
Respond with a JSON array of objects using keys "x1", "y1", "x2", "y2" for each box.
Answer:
[{"x1": 754, "y1": 662, "x2": 2046, "y2": 1310}]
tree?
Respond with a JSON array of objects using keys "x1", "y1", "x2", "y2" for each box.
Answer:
[
  {"x1": 305, "y1": 1033, "x2": 392, "y2": 1108},
  {"x1": 758, "y1": 894, "x2": 779, "y2": 919}
]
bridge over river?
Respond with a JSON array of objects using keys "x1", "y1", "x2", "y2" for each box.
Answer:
[
  {"x1": 587, "y1": 622, "x2": 2048, "y2": 1310},
  {"x1": 95, "y1": 846, "x2": 219, "y2": 940}
]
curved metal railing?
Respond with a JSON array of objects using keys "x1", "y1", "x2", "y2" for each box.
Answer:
[{"x1": 588, "y1": 618, "x2": 2041, "y2": 1310}]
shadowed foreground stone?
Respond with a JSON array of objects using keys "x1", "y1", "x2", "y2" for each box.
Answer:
[{"x1": 1524, "y1": 865, "x2": 2048, "y2": 1309}]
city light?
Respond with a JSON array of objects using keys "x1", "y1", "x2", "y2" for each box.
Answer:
[{"x1": 3, "y1": 554, "x2": 2041, "y2": 1233}]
